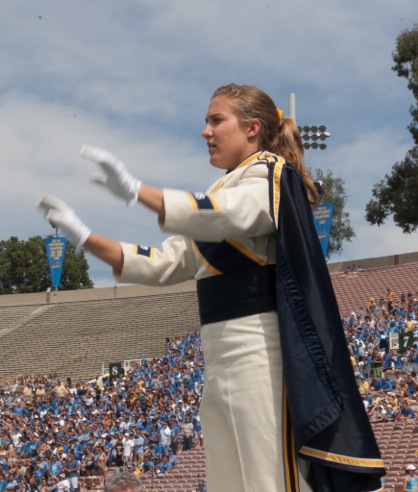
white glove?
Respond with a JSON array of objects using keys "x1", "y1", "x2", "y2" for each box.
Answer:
[
  {"x1": 38, "y1": 195, "x2": 91, "y2": 254},
  {"x1": 80, "y1": 145, "x2": 142, "y2": 207}
]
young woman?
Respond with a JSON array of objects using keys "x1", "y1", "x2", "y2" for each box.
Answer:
[{"x1": 39, "y1": 83, "x2": 384, "y2": 491}]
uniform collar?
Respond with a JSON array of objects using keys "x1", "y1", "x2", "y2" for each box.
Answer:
[{"x1": 226, "y1": 151, "x2": 265, "y2": 174}]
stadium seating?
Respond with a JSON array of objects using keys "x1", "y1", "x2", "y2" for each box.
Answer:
[{"x1": 0, "y1": 292, "x2": 200, "y2": 382}]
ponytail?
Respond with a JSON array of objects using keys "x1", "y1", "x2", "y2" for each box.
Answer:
[{"x1": 212, "y1": 83, "x2": 318, "y2": 207}]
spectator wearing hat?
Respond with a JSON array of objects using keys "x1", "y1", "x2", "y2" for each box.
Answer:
[
  {"x1": 367, "y1": 298, "x2": 377, "y2": 317},
  {"x1": 381, "y1": 402, "x2": 395, "y2": 421},
  {"x1": 403, "y1": 464, "x2": 418, "y2": 491},
  {"x1": 358, "y1": 376, "x2": 370, "y2": 394},
  {"x1": 57, "y1": 474, "x2": 71, "y2": 492},
  {"x1": 122, "y1": 433, "x2": 134, "y2": 472}
]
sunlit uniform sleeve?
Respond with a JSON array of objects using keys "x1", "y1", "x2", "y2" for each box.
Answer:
[
  {"x1": 161, "y1": 163, "x2": 274, "y2": 242},
  {"x1": 116, "y1": 151, "x2": 282, "y2": 284},
  {"x1": 116, "y1": 235, "x2": 198, "y2": 286}
]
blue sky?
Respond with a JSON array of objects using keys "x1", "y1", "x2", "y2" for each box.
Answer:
[{"x1": 1, "y1": 0, "x2": 417, "y2": 287}]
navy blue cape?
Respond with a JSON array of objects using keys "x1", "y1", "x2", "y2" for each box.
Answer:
[{"x1": 272, "y1": 163, "x2": 385, "y2": 492}]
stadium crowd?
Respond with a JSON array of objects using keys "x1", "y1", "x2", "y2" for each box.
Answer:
[
  {"x1": 0, "y1": 288, "x2": 417, "y2": 491},
  {"x1": 0, "y1": 332, "x2": 205, "y2": 492},
  {"x1": 344, "y1": 289, "x2": 418, "y2": 422}
]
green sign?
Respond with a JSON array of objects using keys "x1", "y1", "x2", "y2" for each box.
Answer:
[
  {"x1": 399, "y1": 332, "x2": 415, "y2": 351},
  {"x1": 109, "y1": 362, "x2": 122, "y2": 379}
]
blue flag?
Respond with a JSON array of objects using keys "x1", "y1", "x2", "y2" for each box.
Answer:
[
  {"x1": 313, "y1": 203, "x2": 334, "y2": 257},
  {"x1": 44, "y1": 236, "x2": 67, "y2": 288}
]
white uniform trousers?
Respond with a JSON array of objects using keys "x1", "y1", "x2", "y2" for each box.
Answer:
[{"x1": 199, "y1": 311, "x2": 312, "y2": 492}]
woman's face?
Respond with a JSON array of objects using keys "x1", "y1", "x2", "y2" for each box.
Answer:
[{"x1": 202, "y1": 96, "x2": 259, "y2": 171}]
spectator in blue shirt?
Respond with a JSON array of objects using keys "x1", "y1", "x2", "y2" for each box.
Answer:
[
  {"x1": 400, "y1": 401, "x2": 416, "y2": 420},
  {"x1": 380, "y1": 376, "x2": 394, "y2": 392},
  {"x1": 50, "y1": 455, "x2": 62, "y2": 478}
]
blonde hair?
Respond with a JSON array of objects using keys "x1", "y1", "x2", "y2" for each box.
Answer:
[{"x1": 212, "y1": 83, "x2": 318, "y2": 206}]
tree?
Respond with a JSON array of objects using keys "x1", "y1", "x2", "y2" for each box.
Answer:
[
  {"x1": 392, "y1": 23, "x2": 418, "y2": 145},
  {"x1": 365, "y1": 147, "x2": 418, "y2": 233},
  {"x1": 365, "y1": 24, "x2": 418, "y2": 231},
  {"x1": 0, "y1": 235, "x2": 93, "y2": 294},
  {"x1": 310, "y1": 168, "x2": 355, "y2": 257}
]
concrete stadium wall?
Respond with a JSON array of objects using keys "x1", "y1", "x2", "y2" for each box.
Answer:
[
  {"x1": 0, "y1": 280, "x2": 197, "y2": 307},
  {"x1": 327, "y1": 251, "x2": 418, "y2": 273},
  {"x1": 0, "y1": 250, "x2": 417, "y2": 307}
]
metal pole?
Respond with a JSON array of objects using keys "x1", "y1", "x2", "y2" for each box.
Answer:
[{"x1": 288, "y1": 92, "x2": 296, "y2": 120}]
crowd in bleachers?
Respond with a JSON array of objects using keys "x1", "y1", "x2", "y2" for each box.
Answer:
[
  {"x1": 0, "y1": 288, "x2": 417, "y2": 491},
  {"x1": 0, "y1": 332, "x2": 205, "y2": 492},
  {"x1": 343, "y1": 289, "x2": 418, "y2": 422}
]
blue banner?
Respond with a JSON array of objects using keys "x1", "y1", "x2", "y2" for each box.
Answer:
[
  {"x1": 44, "y1": 236, "x2": 67, "y2": 288},
  {"x1": 313, "y1": 203, "x2": 334, "y2": 257}
]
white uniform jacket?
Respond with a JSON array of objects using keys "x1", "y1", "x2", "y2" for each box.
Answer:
[{"x1": 117, "y1": 151, "x2": 285, "y2": 286}]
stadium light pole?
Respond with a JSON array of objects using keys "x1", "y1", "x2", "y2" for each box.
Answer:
[{"x1": 288, "y1": 92, "x2": 331, "y2": 150}]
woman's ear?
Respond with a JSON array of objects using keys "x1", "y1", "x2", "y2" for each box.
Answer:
[{"x1": 247, "y1": 119, "x2": 261, "y2": 138}]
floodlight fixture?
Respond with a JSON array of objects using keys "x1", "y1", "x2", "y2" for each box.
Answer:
[
  {"x1": 288, "y1": 92, "x2": 330, "y2": 150},
  {"x1": 298, "y1": 125, "x2": 331, "y2": 150}
]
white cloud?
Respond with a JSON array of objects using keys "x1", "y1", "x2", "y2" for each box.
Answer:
[{"x1": 0, "y1": 0, "x2": 417, "y2": 286}]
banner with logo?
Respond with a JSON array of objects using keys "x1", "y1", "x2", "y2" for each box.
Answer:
[
  {"x1": 44, "y1": 236, "x2": 67, "y2": 289},
  {"x1": 313, "y1": 203, "x2": 334, "y2": 257}
]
